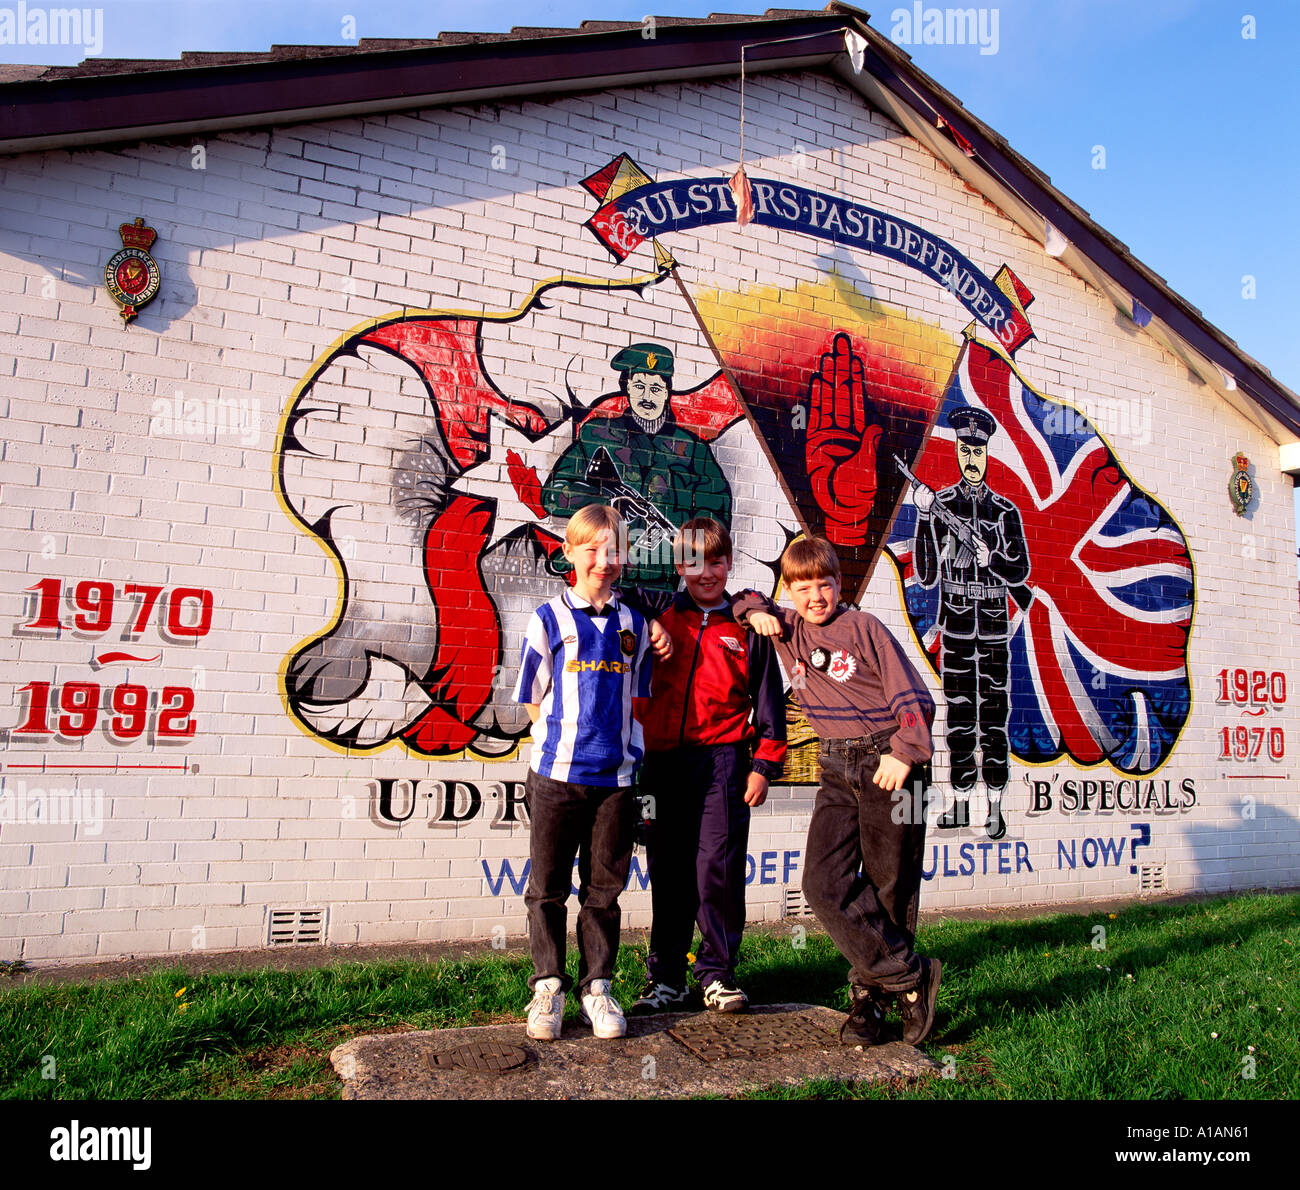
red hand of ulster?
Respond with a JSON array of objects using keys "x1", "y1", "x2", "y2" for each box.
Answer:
[{"x1": 806, "y1": 331, "x2": 883, "y2": 547}]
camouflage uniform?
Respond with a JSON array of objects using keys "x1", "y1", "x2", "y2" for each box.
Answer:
[{"x1": 542, "y1": 344, "x2": 732, "y2": 594}]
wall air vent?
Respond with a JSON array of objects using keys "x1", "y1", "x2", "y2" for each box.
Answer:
[
  {"x1": 783, "y1": 887, "x2": 816, "y2": 918},
  {"x1": 267, "y1": 907, "x2": 328, "y2": 946},
  {"x1": 1137, "y1": 865, "x2": 1167, "y2": 895}
]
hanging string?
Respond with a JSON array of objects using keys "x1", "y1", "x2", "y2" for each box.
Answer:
[
  {"x1": 731, "y1": 29, "x2": 854, "y2": 226},
  {"x1": 730, "y1": 44, "x2": 753, "y2": 225},
  {"x1": 739, "y1": 43, "x2": 746, "y2": 172}
]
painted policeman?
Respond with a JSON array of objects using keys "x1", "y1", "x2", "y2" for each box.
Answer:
[
  {"x1": 542, "y1": 343, "x2": 732, "y2": 608},
  {"x1": 911, "y1": 407, "x2": 1030, "y2": 840}
]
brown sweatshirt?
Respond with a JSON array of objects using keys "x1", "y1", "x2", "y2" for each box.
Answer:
[{"x1": 731, "y1": 590, "x2": 935, "y2": 766}]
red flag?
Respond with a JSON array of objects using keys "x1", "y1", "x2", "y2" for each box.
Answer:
[
  {"x1": 730, "y1": 165, "x2": 754, "y2": 227},
  {"x1": 937, "y1": 116, "x2": 975, "y2": 158}
]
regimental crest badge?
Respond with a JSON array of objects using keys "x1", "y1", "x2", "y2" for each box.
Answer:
[
  {"x1": 619, "y1": 629, "x2": 637, "y2": 657},
  {"x1": 105, "y1": 218, "x2": 162, "y2": 324},
  {"x1": 1230, "y1": 452, "x2": 1253, "y2": 517},
  {"x1": 827, "y1": 649, "x2": 858, "y2": 682}
]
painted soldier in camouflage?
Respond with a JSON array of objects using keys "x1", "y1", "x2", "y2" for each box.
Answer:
[{"x1": 542, "y1": 343, "x2": 732, "y2": 607}]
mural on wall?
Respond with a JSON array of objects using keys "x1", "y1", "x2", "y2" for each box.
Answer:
[
  {"x1": 540, "y1": 342, "x2": 733, "y2": 612},
  {"x1": 691, "y1": 278, "x2": 959, "y2": 780},
  {"x1": 276, "y1": 152, "x2": 1196, "y2": 841},
  {"x1": 885, "y1": 333, "x2": 1196, "y2": 836},
  {"x1": 584, "y1": 153, "x2": 1031, "y2": 598},
  {"x1": 275, "y1": 263, "x2": 788, "y2": 759},
  {"x1": 900, "y1": 403, "x2": 1030, "y2": 839}
]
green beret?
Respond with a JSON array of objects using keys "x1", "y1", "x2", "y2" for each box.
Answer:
[{"x1": 611, "y1": 343, "x2": 674, "y2": 379}]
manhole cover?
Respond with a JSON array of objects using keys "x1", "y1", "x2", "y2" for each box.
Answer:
[
  {"x1": 668, "y1": 1011, "x2": 837, "y2": 1063},
  {"x1": 425, "y1": 1040, "x2": 531, "y2": 1074}
]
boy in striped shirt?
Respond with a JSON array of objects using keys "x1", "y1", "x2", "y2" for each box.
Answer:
[{"x1": 512, "y1": 504, "x2": 659, "y2": 1040}]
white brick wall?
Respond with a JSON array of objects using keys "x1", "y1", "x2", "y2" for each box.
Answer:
[{"x1": 0, "y1": 69, "x2": 1296, "y2": 965}]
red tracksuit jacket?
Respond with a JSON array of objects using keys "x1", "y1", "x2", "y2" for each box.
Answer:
[{"x1": 640, "y1": 592, "x2": 787, "y2": 779}]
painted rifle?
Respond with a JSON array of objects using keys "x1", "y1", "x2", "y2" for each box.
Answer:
[
  {"x1": 893, "y1": 453, "x2": 1033, "y2": 610},
  {"x1": 585, "y1": 447, "x2": 679, "y2": 552}
]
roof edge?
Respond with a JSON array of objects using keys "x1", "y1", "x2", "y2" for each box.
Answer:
[{"x1": 2, "y1": 3, "x2": 1295, "y2": 437}]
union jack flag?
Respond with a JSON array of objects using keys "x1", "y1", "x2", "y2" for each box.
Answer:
[{"x1": 886, "y1": 337, "x2": 1194, "y2": 774}]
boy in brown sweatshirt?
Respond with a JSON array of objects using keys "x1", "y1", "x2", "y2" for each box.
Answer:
[{"x1": 733, "y1": 536, "x2": 942, "y2": 1046}]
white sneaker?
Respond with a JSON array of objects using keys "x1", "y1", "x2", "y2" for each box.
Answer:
[
  {"x1": 579, "y1": 979, "x2": 627, "y2": 1039},
  {"x1": 526, "y1": 977, "x2": 565, "y2": 1041},
  {"x1": 703, "y1": 979, "x2": 749, "y2": 1013}
]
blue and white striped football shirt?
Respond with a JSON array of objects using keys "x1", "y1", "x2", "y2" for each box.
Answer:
[{"x1": 512, "y1": 591, "x2": 653, "y2": 787}]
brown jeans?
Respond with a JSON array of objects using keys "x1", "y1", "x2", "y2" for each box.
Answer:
[{"x1": 800, "y1": 737, "x2": 930, "y2": 994}]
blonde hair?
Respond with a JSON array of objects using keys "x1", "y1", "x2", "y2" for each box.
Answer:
[
  {"x1": 673, "y1": 517, "x2": 732, "y2": 568},
  {"x1": 780, "y1": 536, "x2": 841, "y2": 584},
  {"x1": 564, "y1": 502, "x2": 625, "y2": 547}
]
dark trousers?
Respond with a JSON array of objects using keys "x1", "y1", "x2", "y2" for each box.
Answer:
[
  {"x1": 523, "y1": 769, "x2": 633, "y2": 993},
  {"x1": 641, "y1": 743, "x2": 751, "y2": 989},
  {"x1": 941, "y1": 633, "x2": 1010, "y2": 791},
  {"x1": 801, "y1": 738, "x2": 929, "y2": 995}
]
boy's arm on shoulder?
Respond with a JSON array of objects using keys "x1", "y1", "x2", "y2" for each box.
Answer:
[
  {"x1": 731, "y1": 588, "x2": 774, "y2": 620},
  {"x1": 864, "y1": 615, "x2": 935, "y2": 766},
  {"x1": 731, "y1": 589, "x2": 792, "y2": 637},
  {"x1": 647, "y1": 617, "x2": 673, "y2": 660}
]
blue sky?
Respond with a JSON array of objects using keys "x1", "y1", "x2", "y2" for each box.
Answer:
[{"x1": 3, "y1": 0, "x2": 1297, "y2": 402}]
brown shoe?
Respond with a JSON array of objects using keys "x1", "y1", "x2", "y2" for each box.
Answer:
[
  {"x1": 840, "y1": 986, "x2": 887, "y2": 1046},
  {"x1": 898, "y1": 958, "x2": 942, "y2": 1046}
]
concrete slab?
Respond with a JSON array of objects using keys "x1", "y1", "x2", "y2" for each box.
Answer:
[{"x1": 329, "y1": 1002, "x2": 941, "y2": 1100}]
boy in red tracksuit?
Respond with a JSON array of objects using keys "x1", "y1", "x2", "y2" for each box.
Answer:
[{"x1": 632, "y1": 517, "x2": 786, "y2": 1014}]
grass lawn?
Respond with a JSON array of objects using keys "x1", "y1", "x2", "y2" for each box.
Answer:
[{"x1": 2, "y1": 891, "x2": 1296, "y2": 1100}]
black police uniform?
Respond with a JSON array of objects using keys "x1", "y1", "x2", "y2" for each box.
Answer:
[{"x1": 913, "y1": 409, "x2": 1029, "y2": 827}]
